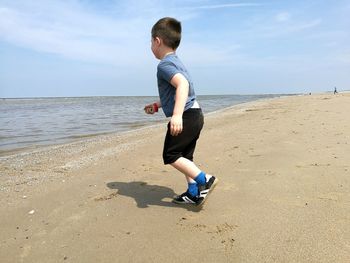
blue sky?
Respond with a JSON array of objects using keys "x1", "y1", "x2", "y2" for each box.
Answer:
[{"x1": 0, "y1": 0, "x2": 349, "y2": 97}]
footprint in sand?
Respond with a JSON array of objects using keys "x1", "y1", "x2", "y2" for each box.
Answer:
[
  {"x1": 94, "y1": 192, "x2": 118, "y2": 202},
  {"x1": 20, "y1": 244, "x2": 31, "y2": 262},
  {"x1": 220, "y1": 183, "x2": 238, "y2": 192},
  {"x1": 318, "y1": 192, "x2": 341, "y2": 202},
  {"x1": 177, "y1": 216, "x2": 238, "y2": 253}
]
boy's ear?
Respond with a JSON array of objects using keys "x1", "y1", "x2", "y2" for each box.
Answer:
[{"x1": 154, "y1": 37, "x2": 162, "y2": 45}]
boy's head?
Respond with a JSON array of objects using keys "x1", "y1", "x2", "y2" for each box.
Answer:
[{"x1": 151, "y1": 17, "x2": 181, "y2": 50}]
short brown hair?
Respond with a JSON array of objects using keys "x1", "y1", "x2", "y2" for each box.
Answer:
[{"x1": 151, "y1": 17, "x2": 181, "y2": 49}]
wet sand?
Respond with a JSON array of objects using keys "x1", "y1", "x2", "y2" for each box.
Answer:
[{"x1": 1, "y1": 93, "x2": 349, "y2": 262}]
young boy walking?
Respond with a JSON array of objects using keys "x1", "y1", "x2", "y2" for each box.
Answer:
[{"x1": 144, "y1": 17, "x2": 218, "y2": 206}]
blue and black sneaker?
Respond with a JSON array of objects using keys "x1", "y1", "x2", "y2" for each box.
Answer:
[
  {"x1": 198, "y1": 175, "x2": 218, "y2": 199},
  {"x1": 172, "y1": 191, "x2": 204, "y2": 206}
]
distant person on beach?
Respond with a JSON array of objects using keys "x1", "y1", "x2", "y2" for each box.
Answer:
[
  {"x1": 334, "y1": 86, "x2": 338, "y2": 94},
  {"x1": 144, "y1": 17, "x2": 218, "y2": 206}
]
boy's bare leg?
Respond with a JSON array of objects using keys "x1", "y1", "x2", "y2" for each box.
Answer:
[
  {"x1": 171, "y1": 157, "x2": 201, "y2": 180},
  {"x1": 185, "y1": 176, "x2": 196, "y2": 183}
]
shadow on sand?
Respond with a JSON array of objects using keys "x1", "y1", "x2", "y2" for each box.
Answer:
[{"x1": 107, "y1": 181, "x2": 201, "y2": 212}]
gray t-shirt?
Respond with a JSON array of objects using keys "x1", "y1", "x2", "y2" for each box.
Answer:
[{"x1": 157, "y1": 54, "x2": 196, "y2": 117}]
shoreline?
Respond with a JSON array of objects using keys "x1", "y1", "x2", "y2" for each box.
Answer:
[
  {"x1": 0, "y1": 94, "x2": 291, "y2": 158},
  {"x1": 1, "y1": 93, "x2": 349, "y2": 262},
  {"x1": 0, "y1": 94, "x2": 293, "y2": 159}
]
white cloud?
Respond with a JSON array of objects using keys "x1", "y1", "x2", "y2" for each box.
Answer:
[
  {"x1": 334, "y1": 50, "x2": 350, "y2": 64},
  {"x1": 180, "y1": 43, "x2": 241, "y2": 66},
  {"x1": 0, "y1": 0, "x2": 342, "y2": 75},
  {"x1": 0, "y1": 1, "x2": 155, "y2": 66},
  {"x1": 194, "y1": 3, "x2": 262, "y2": 10},
  {"x1": 0, "y1": 0, "x2": 254, "y2": 66},
  {"x1": 288, "y1": 19, "x2": 322, "y2": 32},
  {"x1": 255, "y1": 17, "x2": 322, "y2": 38},
  {"x1": 275, "y1": 12, "x2": 291, "y2": 22}
]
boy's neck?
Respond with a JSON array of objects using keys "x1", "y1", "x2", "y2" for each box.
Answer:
[
  {"x1": 159, "y1": 47, "x2": 176, "y2": 60},
  {"x1": 164, "y1": 51, "x2": 175, "y2": 57}
]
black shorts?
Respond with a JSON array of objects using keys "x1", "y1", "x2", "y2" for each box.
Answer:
[{"x1": 163, "y1": 108, "x2": 204, "y2": 164}]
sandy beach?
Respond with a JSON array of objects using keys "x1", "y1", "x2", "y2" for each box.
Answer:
[{"x1": 1, "y1": 93, "x2": 349, "y2": 263}]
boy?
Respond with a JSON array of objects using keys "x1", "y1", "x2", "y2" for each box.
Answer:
[{"x1": 144, "y1": 17, "x2": 218, "y2": 206}]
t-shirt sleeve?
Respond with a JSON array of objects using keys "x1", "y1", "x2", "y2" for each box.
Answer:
[{"x1": 158, "y1": 61, "x2": 181, "y2": 83}]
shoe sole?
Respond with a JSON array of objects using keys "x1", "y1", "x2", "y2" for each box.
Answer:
[
  {"x1": 197, "y1": 177, "x2": 218, "y2": 207},
  {"x1": 172, "y1": 195, "x2": 198, "y2": 205},
  {"x1": 172, "y1": 199, "x2": 196, "y2": 205}
]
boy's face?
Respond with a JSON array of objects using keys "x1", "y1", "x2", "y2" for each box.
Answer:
[{"x1": 151, "y1": 37, "x2": 161, "y2": 59}]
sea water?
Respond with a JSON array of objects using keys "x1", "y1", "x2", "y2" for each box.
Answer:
[{"x1": 0, "y1": 95, "x2": 285, "y2": 155}]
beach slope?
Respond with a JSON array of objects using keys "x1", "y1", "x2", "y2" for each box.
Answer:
[{"x1": 1, "y1": 93, "x2": 349, "y2": 262}]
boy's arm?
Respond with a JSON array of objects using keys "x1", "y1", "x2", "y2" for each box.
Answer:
[{"x1": 170, "y1": 73, "x2": 189, "y2": 136}]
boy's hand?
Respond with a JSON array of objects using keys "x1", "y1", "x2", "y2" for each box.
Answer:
[
  {"x1": 144, "y1": 104, "x2": 154, "y2": 114},
  {"x1": 144, "y1": 103, "x2": 158, "y2": 114},
  {"x1": 170, "y1": 115, "x2": 183, "y2": 136}
]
